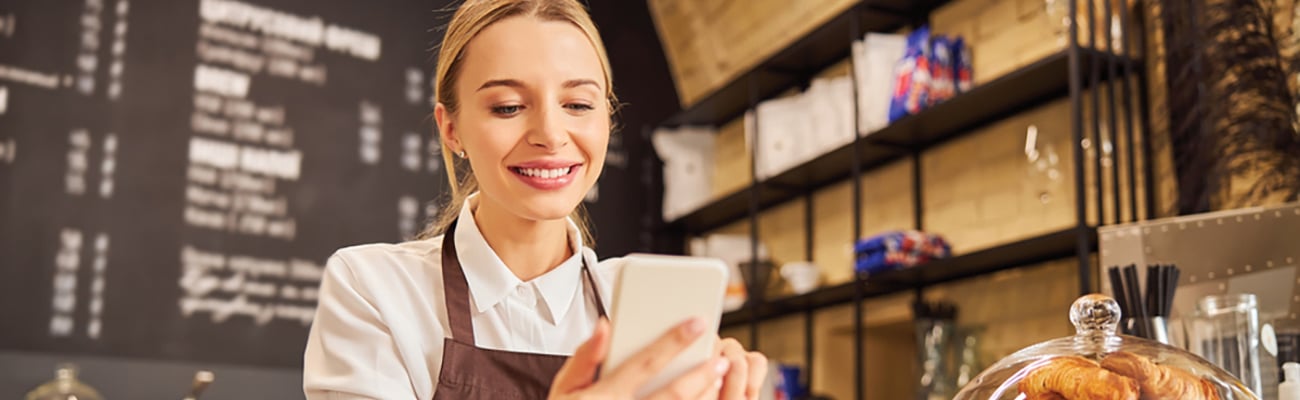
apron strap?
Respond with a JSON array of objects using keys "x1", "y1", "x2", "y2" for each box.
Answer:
[
  {"x1": 441, "y1": 220, "x2": 477, "y2": 345},
  {"x1": 580, "y1": 261, "x2": 608, "y2": 319},
  {"x1": 441, "y1": 219, "x2": 611, "y2": 344}
]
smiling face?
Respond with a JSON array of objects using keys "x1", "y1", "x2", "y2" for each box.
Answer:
[{"x1": 436, "y1": 15, "x2": 610, "y2": 223}]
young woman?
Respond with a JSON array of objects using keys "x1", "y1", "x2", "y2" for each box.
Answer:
[{"x1": 302, "y1": 1, "x2": 767, "y2": 399}]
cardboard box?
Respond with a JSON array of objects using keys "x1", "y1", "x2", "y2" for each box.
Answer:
[
  {"x1": 933, "y1": 0, "x2": 994, "y2": 38},
  {"x1": 859, "y1": 161, "x2": 916, "y2": 236},
  {"x1": 712, "y1": 117, "x2": 752, "y2": 198},
  {"x1": 972, "y1": 12, "x2": 1069, "y2": 83},
  {"x1": 980, "y1": 189, "x2": 1024, "y2": 223},
  {"x1": 977, "y1": 0, "x2": 1020, "y2": 40},
  {"x1": 1017, "y1": 0, "x2": 1043, "y2": 20},
  {"x1": 812, "y1": 180, "x2": 856, "y2": 284},
  {"x1": 758, "y1": 199, "x2": 809, "y2": 267},
  {"x1": 648, "y1": 0, "x2": 858, "y2": 107}
]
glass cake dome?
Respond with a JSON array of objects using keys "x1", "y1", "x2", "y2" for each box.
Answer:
[{"x1": 952, "y1": 294, "x2": 1258, "y2": 400}]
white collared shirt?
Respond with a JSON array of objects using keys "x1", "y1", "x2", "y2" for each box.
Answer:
[{"x1": 303, "y1": 196, "x2": 620, "y2": 399}]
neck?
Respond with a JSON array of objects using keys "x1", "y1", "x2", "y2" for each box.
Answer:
[{"x1": 471, "y1": 196, "x2": 574, "y2": 281}]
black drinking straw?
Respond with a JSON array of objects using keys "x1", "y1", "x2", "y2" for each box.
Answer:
[
  {"x1": 1146, "y1": 265, "x2": 1158, "y2": 317},
  {"x1": 1166, "y1": 265, "x2": 1180, "y2": 317},
  {"x1": 1124, "y1": 264, "x2": 1147, "y2": 338},
  {"x1": 1109, "y1": 267, "x2": 1129, "y2": 327}
]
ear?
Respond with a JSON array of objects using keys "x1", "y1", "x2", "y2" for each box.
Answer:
[{"x1": 434, "y1": 103, "x2": 459, "y2": 153}]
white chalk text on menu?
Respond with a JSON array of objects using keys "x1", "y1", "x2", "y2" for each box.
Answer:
[{"x1": 180, "y1": 0, "x2": 380, "y2": 326}]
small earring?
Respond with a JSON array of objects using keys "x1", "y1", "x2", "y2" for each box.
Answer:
[{"x1": 457, "y1": 150, "x2": 466, "y2": 159}]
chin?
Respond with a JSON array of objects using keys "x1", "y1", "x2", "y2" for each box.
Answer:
[{"x1": 512, "y1": 190, "x2": 585, "y2": 221}]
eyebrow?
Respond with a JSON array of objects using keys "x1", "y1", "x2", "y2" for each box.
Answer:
[
  {"x1": 474, "y1": 79, "x2": 601, "y2": 92},
  {"x1": 563, "y1": 79, "x2": 600, "y2": 90},
  {"x1": 476, "y1": 79, "x2": 524, "y2": 92}
]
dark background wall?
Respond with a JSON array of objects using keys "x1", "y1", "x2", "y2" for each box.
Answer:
[
  {"x1": 583, "y1": 0, "x2": 679, "y2": 255},
  {"x1": 0, "y1": 0, "x2": 676, "y2": 398}
]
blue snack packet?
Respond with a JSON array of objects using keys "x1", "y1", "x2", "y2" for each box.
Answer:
[
  {"x1": 774, "y1": 364, "x2": 807, "y2": 400},
  {"x1": 930, "y1": 35, "x2": 956, "y2": 104},
  {"x1": 889, "y1": 26, "x2": 932, "y2": 122},
  {"x1": 954, "y1": 36, "x2": 973, "y2": 93}
]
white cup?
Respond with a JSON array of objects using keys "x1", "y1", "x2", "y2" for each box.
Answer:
[{"x1": 780, "y1": 262, "x2": 821, "y2": 295}]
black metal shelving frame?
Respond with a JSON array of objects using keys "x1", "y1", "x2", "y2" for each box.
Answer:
[{"x1": 649, "y1": 0, "x2": 1155, "y2": 398}]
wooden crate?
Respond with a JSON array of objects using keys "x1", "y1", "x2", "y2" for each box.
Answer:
[
  {"x1": 934, "y1": 0, "x2": 1132, "y2": 84},
  {"x1": 647, "y1": 0, "x2": 858, "y2": 107},
  {"x1": 711, "y1": 117, "x2": 752, "y2": 198}
]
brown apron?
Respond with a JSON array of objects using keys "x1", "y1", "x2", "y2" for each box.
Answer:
[{"x1": 433, "y1": 221, "x2": 608, "y2": 399}]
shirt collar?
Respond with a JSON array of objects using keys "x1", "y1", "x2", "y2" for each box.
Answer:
[{"x1": 454, "y1": 194, "x2": 588, "y2": 324}]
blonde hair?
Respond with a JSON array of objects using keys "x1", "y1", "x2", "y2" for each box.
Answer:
[{"x1": 417, "y1": 0, "x2": 616, "y2": 245}]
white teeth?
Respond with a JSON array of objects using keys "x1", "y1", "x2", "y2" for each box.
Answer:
[{"x1": 516, "y1": 167, "x2": 570, "y2": 178}]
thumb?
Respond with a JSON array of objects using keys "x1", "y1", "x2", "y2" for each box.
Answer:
[{"x1": 551, "y1": 318, "x2": 611, "y2": 395}]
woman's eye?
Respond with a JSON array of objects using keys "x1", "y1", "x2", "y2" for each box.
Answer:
[
  {"x1": 492, "y1": 105, "x2": 522, "y2": 116},
  {"x1": 565, "y1": 103, "x2": 595, "y2": 112}
]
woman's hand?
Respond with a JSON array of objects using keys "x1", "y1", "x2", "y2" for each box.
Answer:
[
  {"x1": 550, "y1": 318, "x2": 731, "y2": 399},
  {"x1": 715, "y1": 338, "x2": 768, "y2": 400}
]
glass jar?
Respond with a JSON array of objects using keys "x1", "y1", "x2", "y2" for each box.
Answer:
[
  {"x1": 953, "y1": 294, "x2": 1259, "y2": 399},
  {"x1": 24, "y1": 364, "x2": 106, "y2": 400}
]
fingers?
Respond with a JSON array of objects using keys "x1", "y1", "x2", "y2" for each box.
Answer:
[
  {"x1": 715, "y1": 338, "x2": 770, "y2": 400},
  {"x1": 602, "y1": 317, "x2": 709, "y2": 390},
  {"x1": 645, "y1": 357, "x2": 730, "y2": 400},
  {"x1": 550, "y1": 319, "x2": 611, "y2": 396},
  {"x1": 743, "y1": 352, "x2": 768, "y2": 400},
  {"x1": 718, "y1": 339, "x2": 749, "y2": 400}
]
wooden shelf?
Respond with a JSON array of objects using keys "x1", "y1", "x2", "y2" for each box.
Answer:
[
  {"x1": 661, "y1": 0, "x2": 949, "y2": 127},
  {"x1": 720, "y1": 226, "x2": 1096, "y2": 328},
  {"x1": 664, "y1": 50, "x2": 1137, "y2": 234}
]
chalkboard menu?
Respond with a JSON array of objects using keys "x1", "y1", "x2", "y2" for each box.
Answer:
[{"x1": 0, "y1": 0, "x2": 525, "y2": 368}]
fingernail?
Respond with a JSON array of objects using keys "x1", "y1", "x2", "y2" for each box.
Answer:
[
  {"x1": 684, "y1": 317, "x2": 706, "y2": 335},
  {"x1": 714, "y1": 378, "x2": 723, "y2": 390},
  {"x1": 715, "y1": 358, "x2": 731, "y2": 375}
]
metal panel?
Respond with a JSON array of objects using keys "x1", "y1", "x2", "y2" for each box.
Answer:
[
  {"x1": 1099, "y1": 201, "x2": 1300, "y2": 319},
  {"x1": 1099, "y1": 201, "x2": 1300, "y2": 399}
]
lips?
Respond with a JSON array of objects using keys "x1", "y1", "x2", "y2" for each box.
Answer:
[
  {"x1": 508, "y1": 161, "x2": 582, "y2": 191},
  {"x1": 513, "y1": 166, "x2": 574, "y2": 179}
]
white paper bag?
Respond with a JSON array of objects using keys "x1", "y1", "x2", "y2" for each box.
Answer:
[
  {"x1": 651, "y1": 126, "x2": 716, "y2": 221},
  {"x1": 853, "y1": 33, "x2": 907, "y2": 136}
]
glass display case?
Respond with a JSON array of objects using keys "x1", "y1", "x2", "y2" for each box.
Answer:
[{"x1": 954, "y1": 294, "x2": 1258, "y2": 400}]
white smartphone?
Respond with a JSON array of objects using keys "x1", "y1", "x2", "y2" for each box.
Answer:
[{"x1": 603, "y1": 254, "x2": 729, "y2": 398}]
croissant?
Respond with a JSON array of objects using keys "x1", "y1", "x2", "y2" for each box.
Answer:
[
  {"x1": 1101, "y1": 351, "x2": 1221, "y2": 400},
  {"x1": 1019, "y1": 355, "x2": 1141, "y2": 400}
]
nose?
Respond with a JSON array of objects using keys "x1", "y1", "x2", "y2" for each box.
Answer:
[{"x1": 525, "y1": 104, "x2": 569, "y2": 151}]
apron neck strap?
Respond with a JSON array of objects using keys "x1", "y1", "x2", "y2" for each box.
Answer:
[
  {"x1": 441, "y1": 221, "x2": 476, "y2": 344},
  {"x1": 441, "y1": 219, "x2": 608, "y2": 345},
  {"x1": 582, "y1": 262, "x2": 608, "y2": 320}
]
